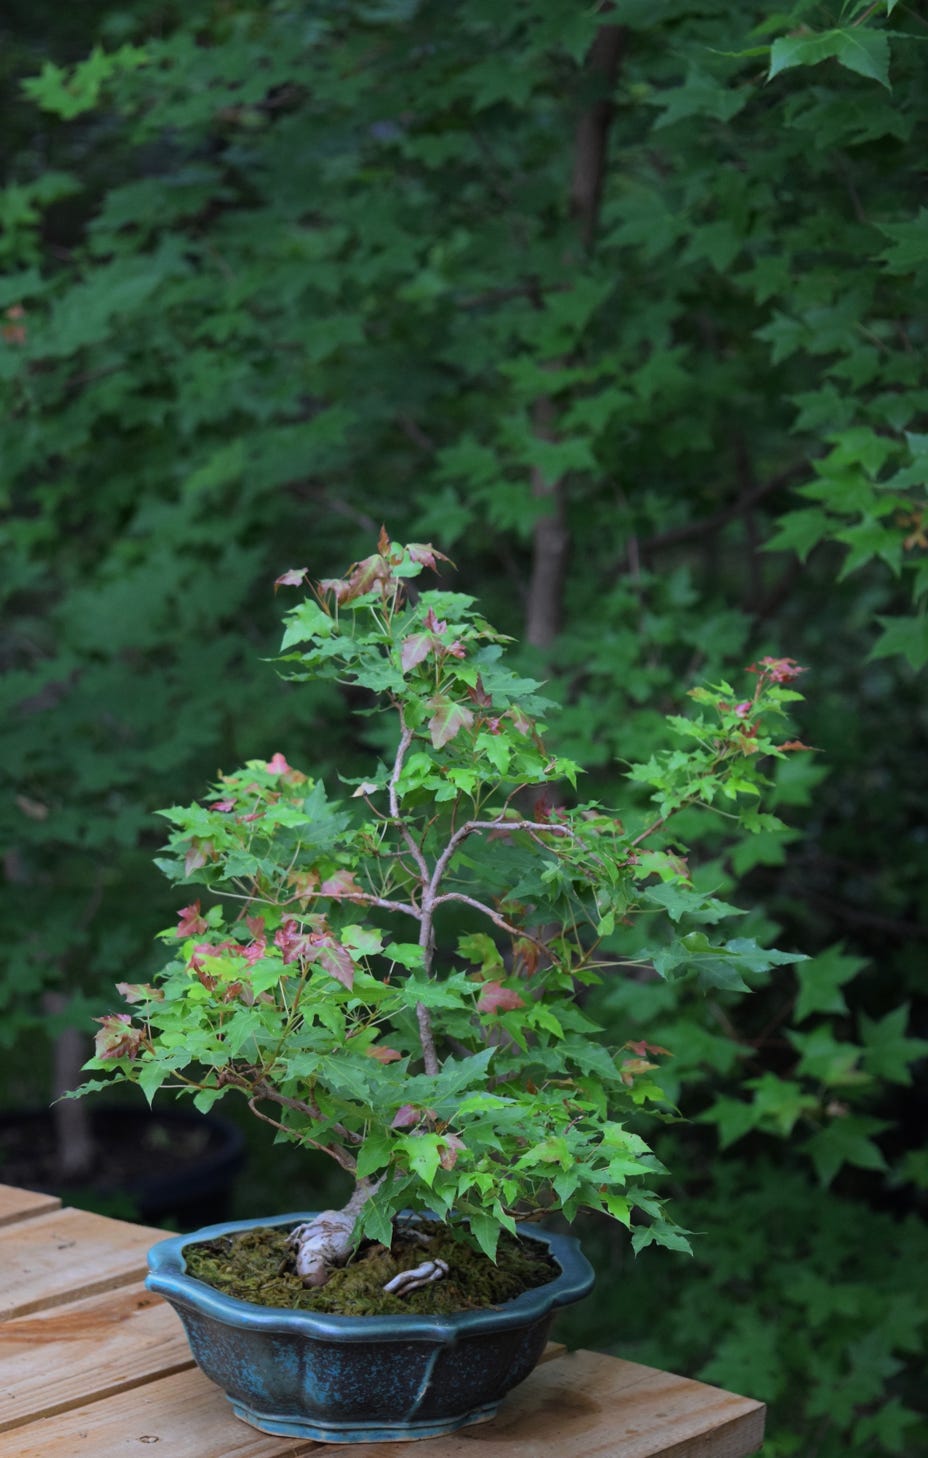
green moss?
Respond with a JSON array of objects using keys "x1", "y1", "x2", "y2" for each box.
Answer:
[{"x1": 184, "y1": 1218, "x2": 557, "y2": 1316}]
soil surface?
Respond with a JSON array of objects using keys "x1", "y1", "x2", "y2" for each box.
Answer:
[{"x1": 185, "y1": 1217, "x2": 558, "y2": 1316}]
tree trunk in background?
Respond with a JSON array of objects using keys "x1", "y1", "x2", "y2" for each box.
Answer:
[
  {"x1": 45, "y1": 993, "x2": 97, "y2": 1180},
  {"x1": 525, "y1": 20, "x2": 626, "y2": 649}
]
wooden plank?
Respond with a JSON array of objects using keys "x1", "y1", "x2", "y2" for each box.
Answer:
[
  {"x1": 0, "y1": 1184, "x2": 61, "y2": 1227},
  {"x1": 341, "y1": 1351, "x2": 765, "y2": 1458},
  {"x1": 0, "y1": 1367, "x2": 323, "y2": 1458},
  {"x1": 0, "y1": 1281, "x2": 195, "y2": 1432},
  {"x1": 0, "y1": 1206, "x2": 165, "y2": 1320},
  {"x1": 0, "y1": 1348, "x2": 764, "y2": 1458}
]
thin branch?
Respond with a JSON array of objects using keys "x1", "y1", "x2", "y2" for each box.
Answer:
[
  {"x1": 428, "y1": 817, "x2": 571, "y2": 898},
  {"x1": 414, "y1": 1001, "x2": 439, "y2": 1078},
  {"x1": 388, "y1": 720, "x2": 431, "y2": 885},
  {"x1": 293, "y1": 888, "x2": 421, "y2": 920},
  {"x1": 431, "y1": 892, "x2": 552, "y2": 953},
  {"x1": 638, "y1": 464, "x2": 803, "y2": 558},
  {"x1": 246, "y1": 1097, "x2": 358, "y2": 1175},
  {"x1": 396, "y1": 415, "x2": 436, "y2": 454}
]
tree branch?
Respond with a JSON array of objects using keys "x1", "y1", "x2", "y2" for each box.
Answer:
[
  {"x1": 246, "y1": 1097, "x2": 358, "y2": 1175},
  {"x1": 431, "y1": 891, "x2": 553, "y2": 953}
]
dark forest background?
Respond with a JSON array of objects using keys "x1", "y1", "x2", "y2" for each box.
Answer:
[{"x1": 1, "y1": 4, "x2": 926, "y2": 1454}]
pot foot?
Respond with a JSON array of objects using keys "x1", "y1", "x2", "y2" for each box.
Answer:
[{"x1": 230, "y1": 1398, "x2": 499, "y2": 1443}]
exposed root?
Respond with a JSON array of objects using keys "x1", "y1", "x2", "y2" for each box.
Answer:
[
  {"x1": 287, "y1": 1179, "x2": 381, "y2": 1288},
  {"x1": 382, "y1": 1258, "x2": 449, "y2": 1296}
]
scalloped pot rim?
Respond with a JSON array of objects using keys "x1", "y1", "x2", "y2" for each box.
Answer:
[{"x1": 146, "y1": 1211, "x2": 595, "y2": 1340}]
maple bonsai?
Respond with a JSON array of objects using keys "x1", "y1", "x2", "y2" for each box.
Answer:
[{"x1": 79, "y1": 532, "x2": 807, "y2": 1291}]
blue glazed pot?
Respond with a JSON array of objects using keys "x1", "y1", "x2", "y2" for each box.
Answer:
[{"x1": 146, "y1": 1211, "x2": 594, "y2": 1443}]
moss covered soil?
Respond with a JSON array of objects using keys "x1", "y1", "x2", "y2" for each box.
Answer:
[{"x1": 184, "y1": 1217, "x2": 558, "y2": 1316}]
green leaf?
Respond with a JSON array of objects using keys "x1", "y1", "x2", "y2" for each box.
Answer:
[
  {"x1": 768, "y1": 29, "x2": 891, "y2": 89},
  {"x1": 860, "y1": 1004, "x2": 928, "y2": 1085},
  {"x1": 869, "y1": 614, "x2": 928, "y2": 669},
  {"x1": 788, "y1": 1026, "x2": 868, "y2": 1086},
  {"x1": 805, "y1": 1116, "x2": 889, "y2": 1185},
  {"x1": 878, "y1": 208, "x2": 928, "y2": 272},
  {"x1": 466, "y1": 1210, "x2": 501, "y2": 1262},
  {"x1": 764, "y1": 508, "x2": 832, "y2": 562},
  {"x1": 357, "y1": 1128, "x2": 394, "y2": 1178},
  {"x1": 794, "y1": 945, "x2": 867, "y2": 1022}
]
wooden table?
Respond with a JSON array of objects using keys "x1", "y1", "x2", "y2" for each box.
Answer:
[{"x1": 0, "y1": 1183, "x2": 764, "y2": 1457}]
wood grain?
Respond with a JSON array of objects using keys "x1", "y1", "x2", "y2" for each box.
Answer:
[
  {"x1": 0, "y1": 1206, "x2": 164, "y2": 1320},
  {"x1": 0, "y1": 1346, "x2": 765, "y2": 1458},
  {"x1": 0, "y1": 1183, "x2": 61, "y2": 1227},
  {"x1": 339, "y1": 1351, "x2": 765, "y2": 1458},
  {"x1": 0, "y1": 1192, "x2": 765, "y2": 1458},
  {"x1": 0, "y1": 1367, "x2": 323, "y2": 1458},
  {"x1": 0, "y1": 1281, "x2": 195, "y2": 1432}
]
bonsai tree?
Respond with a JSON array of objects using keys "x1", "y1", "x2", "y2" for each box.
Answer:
[{"x1": 78, "y1": 532, "x2": 807, "y2": 1291}]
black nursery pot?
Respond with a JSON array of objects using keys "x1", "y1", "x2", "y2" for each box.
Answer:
[
  {"x1": 0, "y1": 1104, "x2": 246, "y2": 1227},
  {"x1": 146, "y1": 1212, "x2": 595, "y2": 1443}
]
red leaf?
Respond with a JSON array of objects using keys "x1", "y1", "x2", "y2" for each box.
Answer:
[
  {"x1": 319, "y1": 870, "x2": 364, "y2": 901},
  {"x1": 378, "y1": 524, "x2": 391, "y2": 556},
  {"x1": 305, "y1": 935, "x2": 355, "y2": 989},
  {"x1": 466, "y1": 675, "x2": 492, "y2": 708},
  {"x1": 391, "y1": 1104, "x2": 421, "y2": 1129},
  {"x1": 176, "y1": 901, "x2": 208, "y2": 937},
  {"x1": 212, "y1": 799, "x2": 236, "y2": 812},
  {"x1": 274, "y1": 568, "x2": 308, "y2": 591},
  {"x1": 322, "y1": 552, "x2": 394, "y2": 607},
  {"x1": 274, "y1": 919, "x2": 305, "y2": 963},
  {"x1": 477, "y1": 981, "x2": 526, "y2": 1014},
  {"x1": 266, "y1": 752, "x2": 291, "y2": 775},
  {"x1": 424, "y1": 607, "x2": 447, "y2": 633},
  {"x1": 427, "y1": 696, "x2": 474, "y2": 749},
  {"x1": 115, "y1": 982, "x2": 163, "y2": 1004},
  {"x1": 365, "y1": 1045, "x2": 403, "y2": 1064},
  {"x1": 776, "y1": 739, "x2": 813, "y2": 752},
  {"x1": 184, "y1": 844, "x2": 210, "y2": 877},
  {"x1": 93, "y1": 1014, "x2": 143, "y2": 1061},
  {"x1": 439, "y1": 1134, "x2": 465, "y2": 1171},
  {"x1": 401, "y1": 633, "x2": 434, "y2": 674},
  {"x1": 626, "y1": 1039, "x2": 671, "y2": 1058},
  {"x1": 407, "y1": 542, "x2": 453, "y2": 573},
  {"x1": 746, "y1": 656, "x2": 806, "y2": 683},
  {"x1": 287, "y1": 870, "x2": 320, "y2": 901}
]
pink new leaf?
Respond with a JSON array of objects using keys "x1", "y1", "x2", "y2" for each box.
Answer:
[
  {"x1": 439, "y1": 1133, "x2": 465, "y2": 1170},
  {"x1": 427, "y1": 696, "x2": 474, "y2": 749},
  {"x1": 319, "y1": 870, "x2": 364, "y2": 901},
  {"x1": 365, "y1": 1045, "x2": 403, "y2": 1064},
  {"x1": 115, "y1": 982, "x2": 164, "y2": 1004},
  {"x1": 477, "y1": 981, "x2": 526, "y2": 1014},
  {"x1": 305, "y1": 935, "x2": 355, "y2": 990},
  {"x1": 274, "y1": 568, "x2": 308, "y2": 591},
  {"x1": 93, "y1": 1014, "x2": 143, "y2": 1061},
  {"x1": 176, "y1": 901, "x2": 208, "y2": 937},
  {"x1": 407, "y1": 543, "x2": 453, "y2": 573},
  {"x1": 391, "y1": 1104, "x2": 421, "y2": 1129},
  {"x1": 401, "y1": 633, "x2": 434, "y2": 674},
  {"x1": 184, "y1": 843, "x2": 211, "y2": 877}
]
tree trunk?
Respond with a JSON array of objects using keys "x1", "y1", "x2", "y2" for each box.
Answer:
[
  {"x1": 45, "y1": 994, "x2": 97, "y2": 1181},
  {"x1": 525, "y1": 19, "x2": 626, "y2": 650}
]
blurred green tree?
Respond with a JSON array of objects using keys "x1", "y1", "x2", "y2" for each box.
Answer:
[{"x1": 1, "y1": 3, "x2": 925, "y2": 1452}]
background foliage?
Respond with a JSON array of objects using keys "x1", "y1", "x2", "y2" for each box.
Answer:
[{"x1": 1, "y1": 2, "x2": 925, "y2": 1454}]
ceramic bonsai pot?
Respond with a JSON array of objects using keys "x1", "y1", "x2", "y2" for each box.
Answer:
[{"x1": 146, "y1": 1212, "x2": 595, "y2": 1443}]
